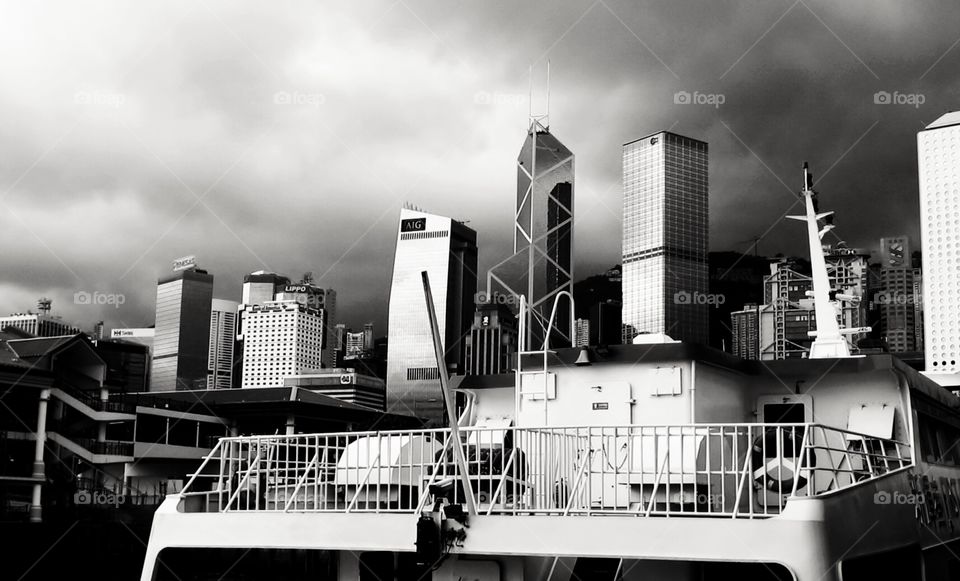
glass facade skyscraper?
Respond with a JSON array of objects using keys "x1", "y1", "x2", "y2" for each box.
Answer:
[
  {"x1": 621, "y1": 131, "x2": 708, "y2": 344},
  {"x1": 918, "y1": 111, "x2": 960, "y2": 387},
  {"x1": 386, "y1": 208, "x2": 478, "y2": 424},
  {"x1": 151, "y1": 268, "x2": 214, "y2": 391},
  {"x1": 207, "y1": 298, "x2": 238, "y2": 389},
  {"x1": 488, "y1": 119, "x2": 574, "y2": 348}
]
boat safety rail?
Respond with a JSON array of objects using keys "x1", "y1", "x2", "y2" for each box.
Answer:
[{"x1": 177, "y1": 423, "x2": 912, "y2": 518}]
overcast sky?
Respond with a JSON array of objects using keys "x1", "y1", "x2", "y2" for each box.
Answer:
[{"x1": 1, "y1": 0, "x2": 958, "y2": 334}]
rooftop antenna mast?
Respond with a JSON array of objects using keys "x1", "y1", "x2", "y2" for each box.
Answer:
[{"x1": 528, "y1": 61, "x2": 550, "y2": 131}]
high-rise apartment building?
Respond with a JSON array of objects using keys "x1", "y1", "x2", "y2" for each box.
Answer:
[
  {"x1": 151, "y1": 265, "x2": 214, "y2": 391},
  {"x1": 621, "y1": 131, "x2": 709, "y2": 345},
  {"x1": 918, "y1": 112, "x2": 960, "y2": 387},
  {"x1": 488, "y1": 119, "x2": 574, "y2": 348},
  {"x1": 207, "y1": 299, "x2": 238, "y2": 389},
  {"x1": 386, "y1": 208, "x2": 478, "y2": 423}
]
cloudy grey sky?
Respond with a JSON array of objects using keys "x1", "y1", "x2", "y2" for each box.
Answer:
[{"x1": 1, "y1": 0, "x2": 958, "y2": 333}]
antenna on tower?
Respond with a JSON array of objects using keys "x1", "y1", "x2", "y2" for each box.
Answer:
[
  {"x1": 527, "y1": 63, "x2": 551, "y2": 131},
  {"x1": 546, "y1": 59, "x2": 550, "y2": 129},
  {"x1": 528, "y1": 65, "x2": 533, "y2": 122},
  {"x1": 37, "y1": 297, "x2": 51, "y2": 315}
]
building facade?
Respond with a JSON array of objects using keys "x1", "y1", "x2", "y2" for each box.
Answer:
[
  {"x1": 918, "y1": 112, "x2": 960, "y2": 387},
  {"x1": 464, "y1": 303, "x2": 518, "y2": 376},
  {"x1": 207, "y1": 299, "x2": 238, "y2": 389},
  {"x1": 151, "y1": 267, "x2": 214, "y2": 391},
  {"x1": 239, "y1": 301, "x2": 326, "y2": 388},
  {"x1": 730, "y1": 304, "x2": 760, "y2": 360},
  {"x1": 730, "y1": 254, "x2": 871, "y2": 361},
  {"x1": 242, "y1": 271, "x2": 290, "y2": 306},
  {"x1": 284, "y1": 369, "x2": 387, "y2": 411},
  {"x1": 487, "y1": 119, "x2": 574, "y2": 348},
  {"x1": 621, "y1": 131, "x2": 709, "y2": 345},
  {"x1": 877, "y1": 236, "x2": 918, "y2": 353},
  {"x1": 0, "y1": 313, "x2": 82, "y2": 337},
  {"x1": 386, "y1": 208, "x2": 478, "y2": 423}
]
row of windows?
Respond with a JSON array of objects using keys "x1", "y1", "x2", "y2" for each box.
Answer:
[
  {"x1": 406, "y1": 367, "x2": 440, "y2": 381},
  {"x1": 401, "y1": 230, "x2": 450, "y2": 241}
]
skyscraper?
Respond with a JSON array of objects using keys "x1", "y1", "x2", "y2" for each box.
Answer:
[
  {"x1": 386, "y1": 208, "x2": 477, "y2": 423},
  {"x1": 488, "y1": 119, "x2": 574, "y2": 348},
  {"x1": 242, "y1": 271, "x2": 290, "y2": 305},
  {"x1": 622, "y1": 131, "x2": 709, "y2": 344},
  {"x1": 237, "y1": 274, "x2": 337, "y2": 388},
  {"x1": 918, "y1": 112, "x2": 960, "y2": 387},
  {"x1": 239, "y1": 300, "x2": 326, "y2": 388},
  {"x1": 151, "y1": 264, "x2": 214, "y2": 391},
  {"x1": 878, "y1": 236, "x2": 917, "y2": 353},
  {"x1": 464, "y1": 302, "x2": 518, "y2": 376},
  {"x1": 207, "y1": 298, "x2": 238, "y2": 389}
]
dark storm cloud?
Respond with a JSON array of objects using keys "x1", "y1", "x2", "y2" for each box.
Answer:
[{"x1": 1, "y1": 0, "x2": 958, "y2": 333}]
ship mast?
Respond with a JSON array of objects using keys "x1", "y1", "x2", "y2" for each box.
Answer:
[{"x1": 786, "y1": 162, "x2": 864, "y2": 359}]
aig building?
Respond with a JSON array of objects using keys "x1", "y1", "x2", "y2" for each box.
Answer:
[{"x1": 386, "y1": 208, "x2": 477, "y2": 424}]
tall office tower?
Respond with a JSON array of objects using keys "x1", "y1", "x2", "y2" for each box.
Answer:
[
  {"x1": 464, "y1": 302, "x2": 518, "y2": 375},
  {"x1": 0, "y1": 313, "x2": 82, "y2": 338},
  {"x1": 345, "y1": 331, "x2": 366, "y2": 359},
  {"x1": 574, "y1": 318, "x2": 590, "y2": 347},
  {"x1": 151, "y1": 263, "x2": 214, "y2": 391},
  {"x1": 621, "y1": 131, "x2": 708, "y2": 345},
  {"x1": 207, "y1": 299, "x2": 238, "y2": 389},
  {"x1": 332, "y1": 323, "x2": 348, "y2": 367},
  {"x1": 386, "y1": 208, "x2": 478, "y2": 423},
  {"x1": 274, "y1": 282, "x2": 337, "y2": 367},
  {"x1": 878, "y1": 236, "x2": 917, "y2": 353},
  {"x1": 730, "y1": 304, "x2": 760, "y2": 360},
  {"x1": 92, "y1": 321, "x2": 104, "y2": 341},
  {"x1": 488, "y1": 119, "x2": 574, "y2": 349},
  {"x1": 918, "y1": 112, "x2": 960, "y2": 387},
  {"x1": 241, "y1": 271, "x2": 290, "y2": 306},
  {"x1": 239, "y1": 301, "x2": 326, "y2": 388},
  {"x1": 363, "y1": 323, "x2": 374, "y2": 351}
]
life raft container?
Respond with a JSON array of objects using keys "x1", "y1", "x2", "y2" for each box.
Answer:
[{"x1": 751, "y1": 428, "x2": 810, "y2": 492}]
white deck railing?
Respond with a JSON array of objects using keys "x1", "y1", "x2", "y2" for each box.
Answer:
[{"x1": 179, "y1": 423, "x2": 911, "y2": 519}]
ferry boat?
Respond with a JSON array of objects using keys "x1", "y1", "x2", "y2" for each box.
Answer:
[{"x1": 140, "y1": 167, "x2": 960, "y2": 580}]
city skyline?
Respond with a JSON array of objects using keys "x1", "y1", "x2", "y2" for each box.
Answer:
[{"x1": 2, "y1": 1, "x2": 959, "y2": 339}]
